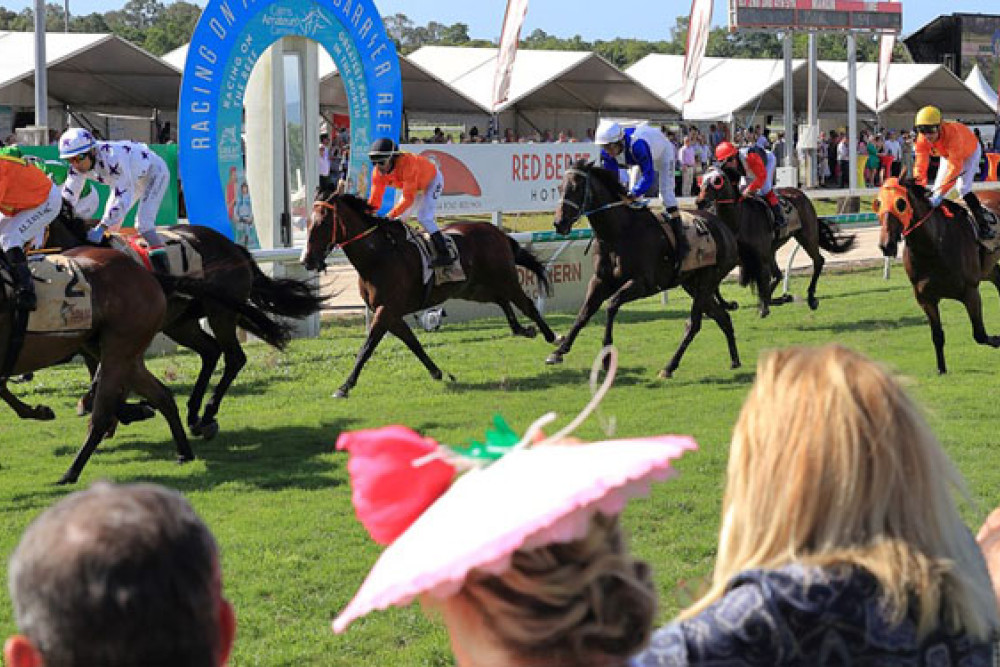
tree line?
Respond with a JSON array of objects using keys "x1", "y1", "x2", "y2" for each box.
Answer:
[{"x1": 0, "y1": 5, "x2": 910, "y2": 65}]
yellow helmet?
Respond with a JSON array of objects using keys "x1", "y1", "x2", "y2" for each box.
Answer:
[{"x1": 915, "y1": 106, "x2": 942, "y2": 127}]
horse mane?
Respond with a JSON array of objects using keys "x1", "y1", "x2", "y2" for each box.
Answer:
[
  {"x1": 574, "y1": 158, "x2": 627, "y2": 198},
  {"x1": 54, "y1": 201, "x2": 94, "y2": 243},
  {"x1": 334, "y1": 193, "x2": 399, "y2": 227},
  {"x1": 899, "y1": 177, "x2": 929, "y2": 199}
]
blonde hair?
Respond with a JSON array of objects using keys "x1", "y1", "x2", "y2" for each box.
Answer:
[
  {"x1": 682, "y1": 345, "x2": 998, "y2": 640},
  {"x1": 460, "y1": 513, "x2": 656, "y2": 665}
]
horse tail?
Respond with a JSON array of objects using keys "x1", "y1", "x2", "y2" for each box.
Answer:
[
  {"x1": 817, "y1": 218, "x2": 857, "y2": 254},
  {"x1": 508, "y1": 236, "x2": 552, "y2": 297},
  {"x1": 154, "y1": 273, "x2": 294, "y2": 350},
  {"x1": 237, "y1": 244, "x2": 327, "y2": 319},
  {"x1": 736, "y1": 239, "x2": 765, "y2": 291}
]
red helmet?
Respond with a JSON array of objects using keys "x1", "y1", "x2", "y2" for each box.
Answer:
[{"x1": 715, "y1": 141, "x2": 738, "y2": 162}]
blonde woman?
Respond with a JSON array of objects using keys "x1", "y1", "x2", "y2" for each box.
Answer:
[{"x1": 634, "y1": 345, "x2": 999, "y2": 665}]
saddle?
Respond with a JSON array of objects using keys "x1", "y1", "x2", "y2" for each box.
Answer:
[
  {"x1": 0, "y1": 254, "x2": 93, "y2": 333},
  {"x1": 748, "y1": 195, "x2": 801, "y2": 239},
  {"x1": 406, "y1": 227, "x2": 465, "y2": 286},
  {"x1": 654, "y1": 211, "x2": 717, "y2": 273},
  {"x1": 108, "y1": 230, "x2": 204, "y2": 278}
]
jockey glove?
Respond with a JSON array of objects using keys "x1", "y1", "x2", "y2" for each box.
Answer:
[
  {"x1": 929, "y1": 193, "x2": 943, "y2": 208},
  {"x1": 87, "y1": 225, "x2": 106, "y2": 243}
]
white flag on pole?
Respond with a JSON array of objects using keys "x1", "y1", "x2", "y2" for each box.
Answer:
[
  {"x1": 682, "y1": 0, "x2": 713, "y2": 105},
  {"x1": 493, "y1": 0, "x2": 529, "y2": 111}
]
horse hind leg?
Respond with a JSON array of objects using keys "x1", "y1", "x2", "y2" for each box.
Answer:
[
  {"x1": 801, "y1": 236, "x2": 826, "y2": 311},
  {"x1": 128, "y1": 361, "x2": 195, "y2": 464},
  {"x1": 498, "y1": 300, "x2": 537, "y2": 339},
  {"x1": 961, "y1": 287, "x2": 1000, "y2": 349},
  {"x1": 507, "y1": 288, "x2": 558, "y2": 343},
  {"x1": 58, "y1": 363, "x2": 129, "y2": 485},
  {"x1": 195, "y1": 311, "x2": 247, "y2": 440},
  {"x1": 163, "y1": 317, "x2": 223, "y2": 436},
  {"x1": 0, "y1": 380, "x2": 55, "y2": 420},
  {"x1": 704, "y1": 294, "x2": 741, "y2": 370},
  {"x1": 387, "y1": 317, "x2": 452, "y2": 382}
]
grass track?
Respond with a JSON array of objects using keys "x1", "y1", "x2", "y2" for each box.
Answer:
[{"x1": 2, "y1": 264, "x2": 1000, "y2": 665}]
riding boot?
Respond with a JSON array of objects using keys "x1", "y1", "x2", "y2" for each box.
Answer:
[
  {"x1": 666, "y1": 207, "x2": 689, "y2": 273},
  {"x1": 148, "y1": 247, "x2": 171, "y2": 274},
  {"x1": 6, "y1": 247, "x2": 36, "y2": 311},
  {"x1": 964, "y1": 192, "x2": 995, "y2": 240},
  {"x1": 429, "y1": 231, "x2": 452, "y2": 267},
  {"x1": 770, "y1": 202, "x2": 788, "y2": 238}
]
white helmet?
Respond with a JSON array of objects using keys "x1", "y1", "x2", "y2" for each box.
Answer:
[
  {"x1": 594, "y1": 120, "x2": 624, "y2": 146},
  {"x1": 59, "y1": 128, "x2": 95, "y2": 159}
]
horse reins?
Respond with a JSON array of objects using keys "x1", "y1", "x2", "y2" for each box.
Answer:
[
  {"x1": 559, "y1": 168, "x2": 634, "y2": 221},
  {"x1": 312, "y1": 200, "x2": 379, "y2": 249}
]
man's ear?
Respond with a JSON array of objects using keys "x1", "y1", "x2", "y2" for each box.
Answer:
[
  {"x1": 217, "y1": 597, "x2": 236, "y2": 667},
  {"x1": 4, "y1": 635, "x2": 44, "y2": 667}
]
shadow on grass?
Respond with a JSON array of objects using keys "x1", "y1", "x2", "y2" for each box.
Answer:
[
  {"x1": 791, "y1": 315, "x2": 926, "y2": 335},
  {"x1": 443, "y1": 365, "x2": 650, "y2": 393}
]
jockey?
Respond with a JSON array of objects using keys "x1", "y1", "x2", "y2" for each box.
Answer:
[
  {"x1": 58, "y1": 128, "x2": 173, "y2": 273},
  {"x1": 594, "y1": 120, "x2": 687, "y2": 266},
  {"x1": 913, "y1": 106, "x2": 994, "y2": 240},
  {"x1": 0, "y1": 145, "x2": 100, "y2": 224},
  {"x1": 715, "y1": 140, "x2": 787, "y2": 235},
  {"x1": 367, "y1": 137, "x2": 450, "y2": 267},
  {"x1": 0, "y1": 152, "x2": 62, "y2": 310}
]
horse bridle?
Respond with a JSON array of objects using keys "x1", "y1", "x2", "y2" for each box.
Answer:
[
  {"x1": 558, "y1": 167, "x2": 633, "y2": 224},
  {"x1": 311, "y1": 199, "x2": 379, "y2": 253}
]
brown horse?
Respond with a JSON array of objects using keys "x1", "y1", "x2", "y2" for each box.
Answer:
[
  {"x1": 301, "y1": 190, "x2": 557, "y2": 398},
  {"x1": 0, "y1": 247, "x2": 194, "y2": 484},
  {"x1": 877, "y1": 178, "x2": 1000, "y2": 374},
  {"x1": 696, "y1": 165, "x2": 856, "y2": 316},
  {"x1": 43, "y1": 207, "x2": 325, "y2": 437},
  {"x1": 549, "y1": 160, "x2": 749, "y2": 378}
]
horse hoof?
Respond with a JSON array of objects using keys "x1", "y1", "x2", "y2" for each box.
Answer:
[
  {"x1": 76, "y1": 400, "x2": 91, "y2": 417},
  {"x1": 176, "y1": 454, "x2": 195, "y2": 465},
  {"x1": 807, "y1": 296, "x2": 819, "y2": 311},
  {"x1": 658, "y1": 369, "x2": 673, "y2": 379},
  {"x1": 731, "y1": 361, "x2": 741, "y2": 370},
  {"x1": 189, "y1": 420, "x2": 202, "y2": 437},
  {"x1": 759, "y1": 308, "x2": 770, "y2": 319},
  {"x1": 545, "y1": 352, "x2": 564, "y2": 365},
  {"x1": 333, "y1": 388, "x2": 350, "y2": 399},
  {"x1": 519, "y1": 326, "x2": 538, "y2": 339},
  {"x1": 34, "y1": 406, "x2": 56, "y2": 421},
  {"x1": 56, "y1": 473, "x2": 78, "y2": 486},
  {"x1": 119, "y1": 403, "x2": 156, "y2": 425},
  {"x1": 446, "y1": 372, "x2": 457, "y2": 382},
  {"x1": 554, "y1": 335, "x2": 566, "y2": 346},
  {"x1": 198, "y1": 419, "x2": 219, "y2": 441},
  {"x1": 725, "y1": 301, "x2": 739, "y2": 311}
]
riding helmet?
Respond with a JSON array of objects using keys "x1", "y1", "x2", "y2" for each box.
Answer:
[
  {"x1": 915, "y1": 106, "x2": 942, "y2": 128},
  {"x1": 368, "y1": 137, "x2": 398, "y2": 164},
  {"x1": 715, "y1": 141, "x2": 739, "y2": 162}
]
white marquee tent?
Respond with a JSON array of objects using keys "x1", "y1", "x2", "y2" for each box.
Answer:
[
  {"x1": 627, "y1": 54, "x2": 872, "y2": 123},
  {"x1": 965, "y1": 64, "x2": 999, "y2": 114}
]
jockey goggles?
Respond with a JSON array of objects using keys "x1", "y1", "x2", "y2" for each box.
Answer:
[{"x1": 915, "y1": 125, "x2": 939, "y2": 135}]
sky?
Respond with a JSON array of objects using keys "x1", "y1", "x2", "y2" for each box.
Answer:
[{"x1": 0, "y1": 0, "x2": 993, "y2": 39}]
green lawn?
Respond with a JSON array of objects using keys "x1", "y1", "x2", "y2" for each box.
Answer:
[{"x1": 2, "y1": 265, "x2": 1000, "y2": 665}]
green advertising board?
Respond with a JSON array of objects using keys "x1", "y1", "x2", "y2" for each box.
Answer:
[{"x1": 16, "y1": 144, "x2": 179, "y2": 227}]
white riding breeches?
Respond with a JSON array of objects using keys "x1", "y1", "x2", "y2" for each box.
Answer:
[
  {"x1": 0, "y1": 185, "x2": 62, "y2": 252},
  {"x1": 934, "y1": 144, "x2": 981, "y2": 198},
  {"x1": 400, "y1": 167, "x2": 443, "y2": 234},
  {"x1": 133, "y1": 153, "x2": 169, "y2": 235}
]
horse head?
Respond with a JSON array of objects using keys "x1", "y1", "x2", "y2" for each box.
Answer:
[
  {"x1": 696, "y1": 165, "x2": 737, "y2": 211},
  {"x1": 302, "y1": 185, "x2": 374, "y2": 271},
  {"x1": 875, "y1": 176, "x2": 929, "y2": 258},
  {"x1": 553, "y1": 160, "x2": 624, "y2": 235}
]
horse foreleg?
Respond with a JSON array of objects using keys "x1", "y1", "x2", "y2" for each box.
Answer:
[
  {"x1": 661, "y1": 292, "x2": 707, "y2": 379},
  {"x1": 76, "y1": 353, "x2": 99, "y2": 416},
  {"x1": 387, "y1": 318, "x2": 451, "y2": 382},
  {"x1": 546, "y1": 277, "x2": 611, "y2": 364},
  {"x1": 58, "y1": 363, "x2": 128, "y2": 485},
  {"x1": 336, "y1": 307, "x2": 390, "y2": 398},
  {"x1": 163, "y1": 317, "x2": 223, "y2": 436},
  {"x1": 917, "y1": 298, "x2": 948, "y2": 375},
  {"x1": 803, "y1": 243, "x2": 825, "y2": 311},
  {"x1": 602, "y1": 279, "x2": 645, "y2": 350},
  {"x1": 704, "y1": 296, "x2": 741, "y2": 370},
  {"x1": 128, "y1": 361, "x2": 195, "y2": 464},
  {"x1": 0, "y1": 380, "x2": 55, "y2": 420},
  {"x1": 961, "y1": 287, "x2": 1000, "y2": 349}
]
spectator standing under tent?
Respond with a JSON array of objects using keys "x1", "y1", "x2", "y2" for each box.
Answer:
[
  {"x1": 318, "y1": 132, "x2": 332, "y2": 190},
  {"x1": 678, "y1": 136, "x2": 696, "y2": 197}
]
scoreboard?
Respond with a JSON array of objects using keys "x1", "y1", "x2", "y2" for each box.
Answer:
[{"x1": 730, "y1": 0, "x2": 902, "y2": 33}]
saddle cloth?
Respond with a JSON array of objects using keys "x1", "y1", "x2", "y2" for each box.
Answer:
[
  {"x1": 777, "y1": 195, "x2": 803, "y2": 237},
  {"x1": 655, "y1": 212, "x2": 717, "y2": 272},
  {"x1": 406, "y1": 228, "x2": 466, "y2": 286},
  {"x1": 0, "y1": 254, "x2": 93, "y2": 332},
  {"x1": 108, "y1": 229, "x2": 204, "y2": 278},
  {"x1": 978, "y1": 210, "x2": 1000, "y2": 253}
]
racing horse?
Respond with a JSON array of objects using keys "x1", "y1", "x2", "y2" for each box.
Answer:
[
  {"x1": 697, "y1": 164, "x2": 856, "y2": 316},
  {"x1": 877, "y1": 178, "x2": 1000, "y2": 374},
  {"x1": 548, "y1": 160, "x2": 751, "y2": 378},
  {"x1": 43, "y1": 207, "x2": 325, "y2": 438},
  {"x1": 301, "y1": 189, "x2": 558, "y2": 398},
  {"x1": 0, "y1": 246, "x2": 290, "y2": 484}
]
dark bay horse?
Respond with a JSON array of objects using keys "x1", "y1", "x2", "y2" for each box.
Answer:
[
  {"x1": 301, "y1": 190, "x2": 557, "y2": 398},
  {"x1": 1, "y1": 248, "x2": 195, "y2": 484},
  {"x1": 697, "y1": 165, "x2": 856, "y2": 316},
  {"x1": 877, "y1": 178, "x2": 1000, "y2": 374},
  {"x1": 549, "y1": 160, "x2": 750, "y2": 378},
  {"x1": 44, "y1": 208, "x2": 325, "y2": 437}
]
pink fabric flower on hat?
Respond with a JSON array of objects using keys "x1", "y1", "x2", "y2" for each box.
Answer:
[{"x1": 337, "y1": 426, "x2": 457, "y2": 546}]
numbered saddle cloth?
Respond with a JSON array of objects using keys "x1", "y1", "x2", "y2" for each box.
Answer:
[
  {"x1": 978, "y1": 210, "x2": 1000, "y2": 253},
  {"x1": 407, "y1": 228, "x2": 466, "y2": 286},
  {"x1": 13, "y1": 254, "x2": 93, "y2": 332},
  {"x1": 657, "y1": 212, "x2": 717, "y2": 272},
  {"x1": 777, "y1": 195, "x2": 802, "y2": 237},
  {"x1": 109, "y1": 229, "x2": 204, "y2": 278}
]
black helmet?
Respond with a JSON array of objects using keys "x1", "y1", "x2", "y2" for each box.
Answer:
[{"x1": 368, "y1": 137, "x2": 398, "y2": 164}]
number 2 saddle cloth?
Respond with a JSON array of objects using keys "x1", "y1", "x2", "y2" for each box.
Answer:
[{"x1": 1, "y1": 254, "x2": 93, "y2": 333}]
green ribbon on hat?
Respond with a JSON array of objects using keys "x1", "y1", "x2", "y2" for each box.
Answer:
[{"x1": 447, "y1": 414, "x2": 520, "y2": 462}]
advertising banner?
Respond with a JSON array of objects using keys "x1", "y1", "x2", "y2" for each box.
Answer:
[{"x1": 399, "y1": 142, "x2": 600, "y2": 214}]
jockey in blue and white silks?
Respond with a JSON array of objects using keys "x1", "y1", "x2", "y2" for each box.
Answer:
[{"x1": 595, "y1": 119, "x2": 686, "y2": 266}]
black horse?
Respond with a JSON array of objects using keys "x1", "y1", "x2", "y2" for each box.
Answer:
[
  {"x1": 877, "y1": 177, "x2": 1000, "y2": 373},
  {"x1": 549, "y1": 160, "x2": 755, "y2": 378},
  {"x1": 43, "y1": 207, "x2": 325, "y2": 436},
  {"x1": 697, "y1": 165, "x2": 856, "y2": 316}
]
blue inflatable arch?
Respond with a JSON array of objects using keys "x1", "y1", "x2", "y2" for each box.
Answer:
[{"x1": 179, "y1": 0, "x2": 402, "y2": 239}]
